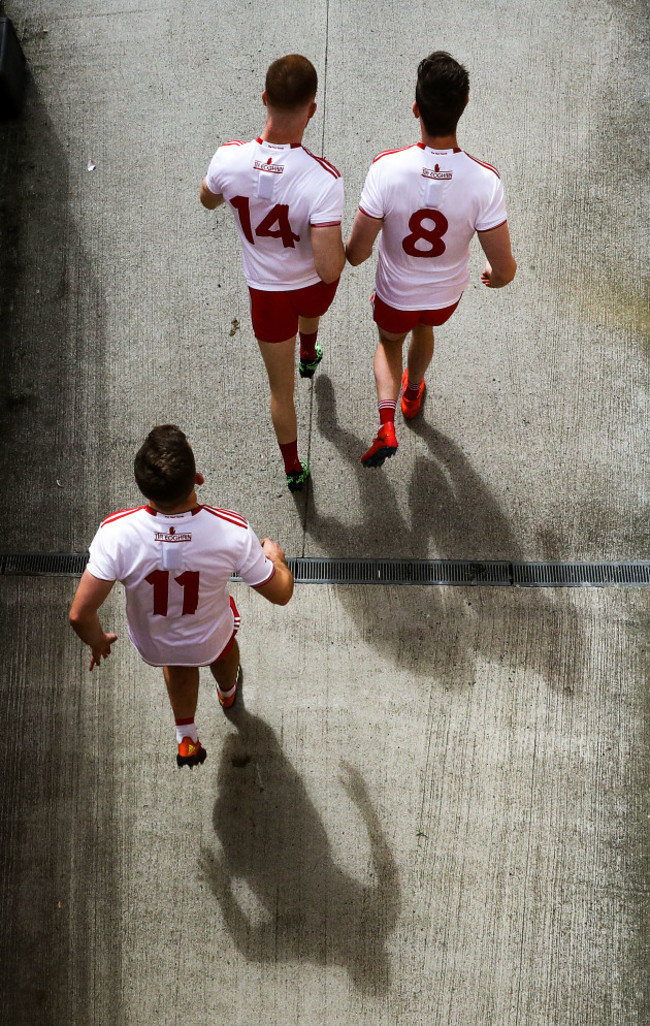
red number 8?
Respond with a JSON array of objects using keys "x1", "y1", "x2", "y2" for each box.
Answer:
[{"x1": 402, "y1": 208, "x2": 449, "y2": 258}]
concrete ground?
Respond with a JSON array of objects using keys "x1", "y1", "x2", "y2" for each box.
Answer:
[{"x1": 0, "y1": 0, "x2": 648, "y2": 1024}]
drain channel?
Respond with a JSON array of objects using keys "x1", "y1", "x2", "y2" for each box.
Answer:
[{"x1": 1, "y1": 553, "x2": 649, "y2": 587}]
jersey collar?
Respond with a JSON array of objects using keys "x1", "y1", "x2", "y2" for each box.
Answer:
[
  {"x1": 417, "y1": 142, "x2": 461, "y2": 154},
  {"x1": 256, "y1": 137, "x2": 301, "y2": 149},
  {"x1": 145, "y1": 505, "x2": 201, "y2": 518}
]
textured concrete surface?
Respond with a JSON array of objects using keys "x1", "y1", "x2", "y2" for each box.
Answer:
[
  {"x1": 0, "y1": 0, "x2": 648, "y2": 559},
  {"x1": 0, "y1": 0, "x2": 648, "y2": 1023},
  {"x1": 0, "y1": 579, "x2": 648, "y2": 1025}
]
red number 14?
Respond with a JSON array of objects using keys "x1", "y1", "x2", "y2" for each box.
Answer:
[
  {"x1": 145, "y1": 570, "x2": 200, "y2": 616},
  {"x1": 231, "y1": 195, "x2": 300, "y2": 248}
]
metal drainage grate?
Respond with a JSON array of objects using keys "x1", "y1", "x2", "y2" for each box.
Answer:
[
  {"x1": 1, "y1": 552, "x2": 90, "y2": 576},
  {"x1": 286, "y1": 558, "x2": 512, "y2": 585},
  {"x1": 1, "y1": 554, "x2": 649, "y2": 587},
  {"x1": 512, "y1": 562, "x2": 650, "y2": 587}
]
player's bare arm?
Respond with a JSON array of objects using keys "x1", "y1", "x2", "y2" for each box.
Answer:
[
  {"x1": 253, "y1": 538, "x2": 294, "y2": 606},
  {"x1": 310, "y1": 224, "x2": 345, "y2": 283},
  {"x1": 200, "y1": 178, "x2": 225, "y2": 210},
  {"x1": 345, "y1": 209, "x2": 383, "y2": 266},
  {"x1": 477, "y1": 221, "x2": 517, "y2": 288},
  {"x1": 69, "y1": 570, "x2": 118, "y2": 670}
]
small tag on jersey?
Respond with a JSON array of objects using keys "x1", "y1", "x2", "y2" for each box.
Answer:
[
  {"x1": 256, "y1": 167, "x2": 276, "y2": 199},
  {"x1": 423, "y1": 177, "x2": 446, "y2": 208},
  {"x1": 160, "y1": 543, "x2": 184, "y2": 571},
  {"x1": 422, "y1": 165, "x2": 452, "y2": 208}
]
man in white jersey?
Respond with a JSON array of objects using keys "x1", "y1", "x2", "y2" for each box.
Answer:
[
  {"x1": 200, "y1": 54, "x2": 345, "y2": 491},
  {"x1": 346, "y1": 51, "x2": 517, "y2": 467},
  {"x1": 69, "y1": 425, "x2": 293, "y2": 768}
]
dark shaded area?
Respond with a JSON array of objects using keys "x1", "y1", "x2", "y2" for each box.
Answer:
[
  {"x1": 303, "y1": 375, "x2": 588, "y2": 695},
  {"x1": 200, "y1": 700, "x2": 400, "y2": 994},
  {"x1": 0, "y1": 45, "x2": 122, "y2": 1024},
  {"x1": 0, "y1": 580, "x2": 125, "y2": 1026},
  {"x1": 0, "y1": 62, "x2": 110, "y2": 551}
]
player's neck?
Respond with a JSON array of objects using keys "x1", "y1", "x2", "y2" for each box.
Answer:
[
  {"x1": 420, "y1": 130, "x2": 459, "y2": 150},
  {"x1": 261, "y1": 115, "x2": 306, "y2": 146},
  {"x1": 148, "y1": 489, "x2": 198, "y2": 515}
]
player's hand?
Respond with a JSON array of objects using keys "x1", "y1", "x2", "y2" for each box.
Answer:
[
  {"x1": 89, "y1": 633, "x2": 118, "y2": 671},
  {"x1": 261, "y1": 538, "x2": 287, "y2": 565},
  {"x1": 481, "y1": 263, "x2": 494, "y2": 287}
]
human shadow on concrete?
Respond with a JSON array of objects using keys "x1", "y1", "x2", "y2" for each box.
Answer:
[
  {"x1": 199, "y1": 704, "x2": 400, "y2": 993},
  {"x1": 303, "y1": 375, "x2": 587, "y2": 694}
]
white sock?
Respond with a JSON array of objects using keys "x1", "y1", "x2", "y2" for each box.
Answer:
[{"x1": 175, "y1": 720, "x2": 198, "y2": 744}]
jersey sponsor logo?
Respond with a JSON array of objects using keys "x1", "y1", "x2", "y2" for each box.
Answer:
[
  {"x1": 254, "y1": 160, "x2": 285, "y2": 175},
  {"x1": 422, "y1": 166, "x2": 453, "y2": 181},
  {"x1": 155, "y1": 531, "x2": 192, "y2": 543}
]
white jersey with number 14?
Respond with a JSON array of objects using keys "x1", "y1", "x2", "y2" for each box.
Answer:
[
  {"x1": 359, "y1": 143, "x2": 507, "y2": 310},
  {"x1": 205, "y1": 138, "x2": 343, "y2": 291}
]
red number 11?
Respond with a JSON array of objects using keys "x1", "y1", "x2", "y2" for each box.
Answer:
[{"x1": 145, "y1": 570, "x2": 200, "y2": 616}]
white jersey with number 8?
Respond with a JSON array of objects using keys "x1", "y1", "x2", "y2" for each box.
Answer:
[
  {"x1": 87, "y1": 505, "x2": 274, "y2": 667},
  {"x1": 359, "y1": 143, "x2": 507, "y2": 310},
  {"x1": 205, "y1": 138, "x2": 344, "y2": 291}
]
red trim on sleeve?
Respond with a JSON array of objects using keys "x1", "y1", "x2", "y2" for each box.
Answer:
[
  {"x1": 373, "y1": 145, "x2": 414, "y2": 163},
  {"x1": 311, "y1": 220, "x2": 342, "y2": 228},
  {"x1": 101, "y1": 505, "x2": 147, "y2": 527},
  {"x1": 464, "y1": 152, "x2": 500, "y2": 177},
  {"x1": 222, "y1": 140, "x2": 245, "y2": 147},
  {"x1": 476, "y1": 219, "x2": 507, "y2": 233},
  {"x1": 251, "y1": 564, "x2": 276, "y2": 589},
  {"x1": 301, "y1": 147, "x2": 341, "y2": 178},
  {"x1": 358, "y1": 205, "x2": 383, "y2": 221},
  {"x1": 200, "y1": 505, "x2": 249, "y2": 529}
]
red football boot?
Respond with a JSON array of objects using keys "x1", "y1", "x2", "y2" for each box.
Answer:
[
  {"x1": 177, "y1": 737, "x2": 207, "y2": 768},
  {"x1": 361, "y1": 422, "x2": 398, "y2": 468}
]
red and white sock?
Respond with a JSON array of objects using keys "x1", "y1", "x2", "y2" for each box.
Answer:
[
  {"x1": 404, "y1": 377, "x2": 423, "y2": 399},
  {"x1": 379, "y1": 400, "x2": 396, "y2": 426},
  {"x1": 175, "y1": 717, "x2": 198, "y2": 744}
]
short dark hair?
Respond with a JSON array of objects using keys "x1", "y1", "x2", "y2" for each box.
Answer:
[
  {"x1": 265, "y1": 54, "x2": 318, "y2": 110},
  {"x1": 416, "y1": 52, "x2": 469, "y2": 136},
  {"x1": 134, "y1": 425, "x2": 196, "y2": 508}
]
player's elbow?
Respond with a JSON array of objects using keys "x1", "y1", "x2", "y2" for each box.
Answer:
[
  {"x1": 502, "y1": 257, "x2": 517, "y2": 284},
  {"x1": 200, "y1": 182, "x2": 222, "y2": 210},
  {"x1": 318, "y1": 266, "x2": 342, "y2": 285},
  {"x1": 315, "y1": 251, "x2": 345, "y2": 284},
  {"x1": 345, "y1": 245, "x2": 367, "y2": 267},
  {"x1": 493, "y1": 258, "x2": 517, "y2": 287},
  {"x1": 69, "y1": 608, "x2": 84, "y2": 632}
]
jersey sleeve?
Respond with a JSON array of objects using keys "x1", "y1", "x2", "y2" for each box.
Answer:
[
  {"x1": 204, "y1": 147, "x2": 226, "y2": 196},
  {"x1": 310, "y1": 175, "x2": 344, "y2": 227},
  {"x1": 475, "y1": 175, "x2": 507, "y2": 232},
  {"x1": 236, "y1": 526, "x2": 275, "y2": 588},
  {"x1": 87, "y1": 525, "x2": 120, "y2": 582},
  {"x1": 358, "y1": 161, "x2": 384, "y2": 220}
]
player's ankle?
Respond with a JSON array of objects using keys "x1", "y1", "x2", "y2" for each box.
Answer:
[
  {"x1": 379, "y1": 401, "x2": 397, "y2": 425},
  {"x1": 278, "y1": 439, "x2": 301, "y2": 474}
]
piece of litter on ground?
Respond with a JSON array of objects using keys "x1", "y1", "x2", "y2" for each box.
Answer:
[
  {"x1": 87, "y1": 158, "x2": 96, "y2": 172},
  {"x1": 229, "y1": 318, "x2": 240, "y2": 336},
  {"x1": 56, "y1": 480, "x2": 63, "y2": 488}
]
